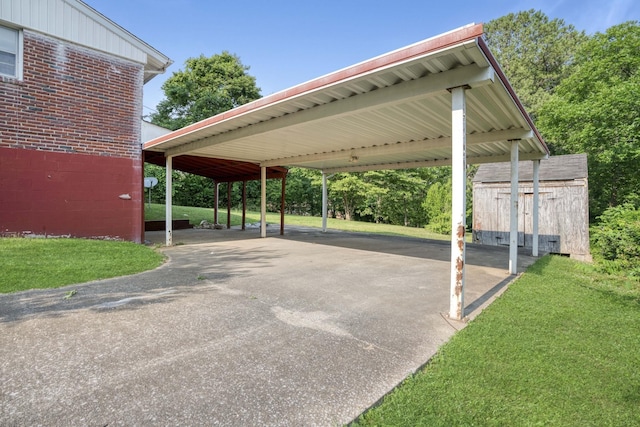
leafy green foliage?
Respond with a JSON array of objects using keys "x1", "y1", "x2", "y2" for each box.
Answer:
[
  {"x1": 591, "y1": 202, "x2": 640, "y2": 276},
  {"x1": 422, "y1": 179, "x2": 451, "y2": 234},
  {"x1": 284, "y1": 168, "x2": 323, "y2": 216},
  {"x1": 538, "y1": 21, "x2": 640, "y2": 218},
  {"x1": 485, "y1": 10, "x2": 587, "y2": 120},
  {"x1": 150, "y1": 52, "x2": 261, "y2": 130},
  {"x1": 146, "y1": 52, "x2": 263, "y2": 210},
  {"x1": 143, "y1": 164, "x2": 215, "y2": 208},
  {"x1": 361, "y1": 169, "x2": 445, "y2": 227},
  {"x1": 328, "y1": 173, "x2": 378, "y2": 221}
]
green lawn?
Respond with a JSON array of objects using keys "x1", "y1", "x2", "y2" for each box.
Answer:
[
  {"x1": 0, "y1": 238, "x2": 164, "y2": 293},
  {"x1": 144, "y1": 203, "x2": 461, "y2": 242},
  {"x1": 351, "y1": 255, "x2": 640, "y2": 426}
]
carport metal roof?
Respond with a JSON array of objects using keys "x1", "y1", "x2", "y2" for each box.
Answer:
[
  {"x1": 144, "y1": 23, "x2": 549, "y2": 321},
  {"x1": 144, "y1": 23, "x2": 548, "y2": 170}
]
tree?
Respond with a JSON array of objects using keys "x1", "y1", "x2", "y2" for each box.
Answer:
[
  {"x1": 537, "y1": 21, "x2": 640, "y2": 218},
  {"x1": 150, "y1": 52, "x2": 261, "y2": 130},
  {"x1": 361, "y1": 168, "x2": 449, "y2": 227},
  {"x1": 423, "y1": 179, "x2": 452, "y2": 234},
  {"x1": 284, "y1": 168, "x2": 323, "y2": 215},
  {"x1": 329, "y1": 173, "x2": 378, "y2": 221},
  {"x1": 147, "y1": 52, "x2": 262, "y2": 209},
  {"x1": 485, "y1": 10, "x2": 587, "y2": 120}
]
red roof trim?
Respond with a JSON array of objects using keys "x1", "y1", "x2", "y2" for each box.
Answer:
[{"x1": 144, "y1": 23, "x2": 485, "y2": 150}]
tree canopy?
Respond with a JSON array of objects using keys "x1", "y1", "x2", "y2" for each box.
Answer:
[
  {"x1": 537, "y1": 21, "x2": 640, "y2": 218},
  {"x1": 484, "y1": 9, "x2": 587, "y2": 120},
  {"x1": 149, "y1": 52, "x2": 261, "y2": 130}
]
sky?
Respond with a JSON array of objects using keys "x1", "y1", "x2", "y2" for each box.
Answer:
[{"x1": 84, "y1": 0, "x2": 639, "y2": 117}]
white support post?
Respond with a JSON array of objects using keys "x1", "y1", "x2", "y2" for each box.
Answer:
[
  {"x1": 449, "y1": 86, "x2": 467, "y2": 321},
  {"x1": 165, "y1": 155, "x2": 173, "y2": 246},
  {"x1": 532, "y1": 159, "x2": 540, "y2": 257},
  {"x1": 509, "y1": 141, "x2": 519, "y2": 274},
  {"x1": 214, "y1": 181, "x2": 219, "y2": 224},
  {"x1": 260, "y1": 166, "x2": 267, "y2": 238},
  {"x1": 322, "y1": 172, "x2": 328, "y2": 232}
]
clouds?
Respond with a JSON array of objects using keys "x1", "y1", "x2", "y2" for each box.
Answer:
[
  {"x1": 603, "y1": 0, "x2": 638, "y2": 30},
  {"x1": 547, "y1": 0, "x2": 639, "y2": 34}
]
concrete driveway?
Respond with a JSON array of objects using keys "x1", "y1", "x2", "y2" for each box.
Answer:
[{"x1": 0, "y1": 227, "x2": 536, "y2": 426}]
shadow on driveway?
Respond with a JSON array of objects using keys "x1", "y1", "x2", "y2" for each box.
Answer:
[{"x1": 0, "y1": 227, "x2": 537, "y2": 425}]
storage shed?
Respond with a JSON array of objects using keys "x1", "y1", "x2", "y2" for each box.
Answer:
[{"x1": 472, "y1": 154, "x2": 590, "y2": 260}]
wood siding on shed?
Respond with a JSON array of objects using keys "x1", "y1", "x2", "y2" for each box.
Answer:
[{"x1": 473, "y1": 179, "x2": 590, "y2": 257}]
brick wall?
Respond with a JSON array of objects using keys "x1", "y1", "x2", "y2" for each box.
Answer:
[
  {"x1": 0, "y1": 147, "x2": 144, "y2": 241},
  {"x1": 0, "y1": 30, "x2": 146, "y2": 242},
  {"x1": 0, "y1": 31, "x2": 143, "y2": 157}
]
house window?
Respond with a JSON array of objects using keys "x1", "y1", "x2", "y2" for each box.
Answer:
[{"x1": 0, "y1": 25, "x2": 21, "y2": 79}]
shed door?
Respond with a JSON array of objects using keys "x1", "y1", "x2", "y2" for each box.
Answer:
[
  {"x1": 497, "y1": 192, "x2": 526, "y2": 247},
  {"x1": 521, "y1": 193, "x2": 533, "y2": 248},
  {"x1": 496, "y1": 194, "x2": 510, "y2": 246}
]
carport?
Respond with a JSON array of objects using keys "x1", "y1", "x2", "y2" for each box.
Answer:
[{"x1": 144, "y1": 23, "x2": 549, "y2": 320}]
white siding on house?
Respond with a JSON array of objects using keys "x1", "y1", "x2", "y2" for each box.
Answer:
[
  {"x1": 141, "y1": 120, "x2": 171, "y2": 144},
  {"x1": 0, "y1": 0, "x2": 170, "y2": 80}
]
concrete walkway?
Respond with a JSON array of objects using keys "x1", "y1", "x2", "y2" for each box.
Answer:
[{"x1": 0, "y1": 227, "x2": 536, "y2": 426}]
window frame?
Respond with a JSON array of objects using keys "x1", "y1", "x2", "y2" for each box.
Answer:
[{"x1": 0, "y1": 24, "x2": 23, "y2": 80}]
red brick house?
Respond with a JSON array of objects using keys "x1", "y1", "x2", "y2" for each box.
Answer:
[{"x1": 0, "y1": 0, "x2": 171, "y2": 242}]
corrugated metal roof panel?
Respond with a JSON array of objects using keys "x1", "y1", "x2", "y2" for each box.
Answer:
[{"x1": 144, "y1": 24, "x2": 548, "y2": 173}]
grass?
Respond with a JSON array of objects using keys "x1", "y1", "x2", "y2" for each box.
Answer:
[
  {"x1": 144, "y1": 203, "x2": 463, "y2": 242},
  {"x1": 0, "y1": 238, "x2": 165, "y2": 293},
  {"x1": 351, "y1": 255, "x2": 640, "y2": 426}
]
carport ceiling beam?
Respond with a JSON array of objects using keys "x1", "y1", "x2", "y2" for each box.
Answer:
[
  {"x1": 165, "y1": 64, "x2": 495, "y2": 158},
  {"x1": 261, "y1": 129, "x2": 532, "y2": 167},
  {"x1": 319, "y1": 148, "x2": 547, "y2": 174}
]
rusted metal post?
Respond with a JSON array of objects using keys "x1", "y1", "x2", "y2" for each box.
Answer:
[
  {"x1": 509, "y1": 140, "x2": 519, "y2": 274},
  {"x1": 260, "y1": 166, "x2": 267, "y2": 238},
  {"x1": 165, "y1": 155, "x2": 173, "y2": 246},
  {"x1": 449, "y1": 86, "x2": 466, "y2": 320},
  {"x1": 242, "y1": 180, "x2": 247, "y2": 231},
  {"x1": 532, "y1": 159, "x2": 540, "y2": 257}
]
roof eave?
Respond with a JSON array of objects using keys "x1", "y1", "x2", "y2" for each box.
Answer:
[
  {"x1": 476, "y1": 36, "x2": 549, "y2": 158},
  {"x1": 74, "y1": 0, "x2": 172, "y2": 81},
  {"x1": 144, "y1": 23, "x2": 485, "y2": 151}
]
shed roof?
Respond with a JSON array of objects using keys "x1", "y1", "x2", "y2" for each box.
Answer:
[
  {"x1": 144, "y1": 24, "x2": 548, "y2": 172},
  {"x1": 472, "y1": 153, "x2": 588, "y2": 183}
]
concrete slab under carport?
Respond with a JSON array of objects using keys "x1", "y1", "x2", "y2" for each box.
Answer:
[{"x1": 1, "y1": 227, "x2": 536, "y2": 426}]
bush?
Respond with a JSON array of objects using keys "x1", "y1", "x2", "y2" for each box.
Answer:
[
  {"x1": 426, "y1": 212, "x2": 452, "y2": 235},
  {"x1": 423, "y1": 180, "x2": 452, "y2": 235},
  {"x1": 590, "y1": 202, "x2": 640, "y2": 276}
]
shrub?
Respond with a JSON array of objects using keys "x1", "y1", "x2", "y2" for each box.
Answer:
[
  {"x1": 590, "y1": 202, "x2": 640, "y2": 276},
  {"x1": 423, "y1": 180, "x2": 452, "y2": 235}
]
